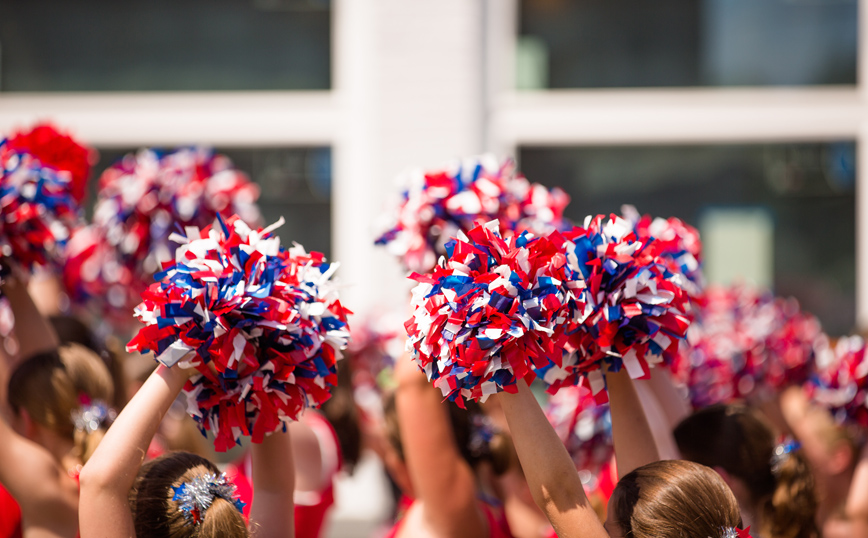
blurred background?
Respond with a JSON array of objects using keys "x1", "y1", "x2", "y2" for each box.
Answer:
[{"x1": 0, "y1": 0, "x2": 862, "y2": 534}]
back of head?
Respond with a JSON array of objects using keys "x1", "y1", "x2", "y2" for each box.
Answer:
[
  {"x1": 49, "y1": 314, "x2": 128, "y2": 408},
  {"x1": 132, "y1": 452, "x2": 248, "y2": 538},
  {"x1": 8, "y1": 343, "x2": 115, "y2": 463},
  {"x1": 612, "y1": 459, "x2": 742, "y2": 538},
  {"x1": 674, "y1": 404, "x2": 818, "y2": 538}
]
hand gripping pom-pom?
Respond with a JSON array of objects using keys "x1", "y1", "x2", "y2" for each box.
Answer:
[
  {"x1": 404, "y1": 220, "x2": 580, "y2": 406},
  {"x1": 64, "y1": 147, "x2": 261, "y2": 327},
  {"x1": 377, "y1": 155, "x2": 571, "y2": 274},
  {"x1": 535, "y1": 214, "x2": 693, "y2": 401},
  {"x1": 0, "y1": 141, "x2": 83, "y2": 271},
  {"x1": 127, "y1": 215, "x2": 351, "y2": 451}
]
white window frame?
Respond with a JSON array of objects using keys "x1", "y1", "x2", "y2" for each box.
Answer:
[
  {"x1": 0, "y1": 0, "x2": 865, "y2": 327},
  {"x1": 486, "y1": 0, "x2": 868, "y2": 329}
]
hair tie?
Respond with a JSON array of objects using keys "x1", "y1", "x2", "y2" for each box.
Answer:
[
  {"x1": 172, "y1": 473, "x2": 245, "y2": 525},
  {"x1": 771, "y1": 438, "x2": 801, "y2": 475},
  {"x1": 70, "y1": 397, "x2": 116, "y2": 434},
  {"x1": 721, "y1": 526, "x2": 753, "y2": 538},
  {"x1": 469, "y1": 414, "x2": 497, "y2": 458}
]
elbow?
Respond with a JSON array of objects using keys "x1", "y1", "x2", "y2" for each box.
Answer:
[{"x1": 78, "y1": 458, "x2": 124, "y2": 494}]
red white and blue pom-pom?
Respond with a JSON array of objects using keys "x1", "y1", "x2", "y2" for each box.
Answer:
[
  {"x1": 0, "y1": 141, "x2": 83, "y2": 271},
  {"x1": 64, "y1": 147, "x2": 261, "y2": 325},
  {"x1": 672, "y1": 284, "x2": 825, "y2": 408},
  {"x1": 537, "y1": 214, "x2": 692, "y2": 401},
  {"x1": 621, "y1": 205, "x2": 705, "y2": 301},
  {"x1": 545, "y1": 384, "x2": 613, "y2": 488},
  {"x1": 806, "y1": 335, "x2": 868, "y2": 428},
  {"x1": 377, "y1": 155, "x2": 571, "y2": 273},
  {"x1": 404, "y1": 220, "x2": 581, "y2": 406},
  {"x1": 127, "y1": 215, "x2": 351, "y2": 451},
  {"x1": 5, "y1": 123, "x2": 93, "y2": 204},
  {"x1": 346, "y1": 312, "x2": 405, "y2": 393}
]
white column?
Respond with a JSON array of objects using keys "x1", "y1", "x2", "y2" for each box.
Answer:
[{"x1": 332, "y1": 0, "x2": 486, "y2": 318}]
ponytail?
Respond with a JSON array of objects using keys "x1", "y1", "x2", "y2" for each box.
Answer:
[
  {"x1": 71, "y1": 399, "x2": 114, "y2": 464},
  {"x1": 675, "y1": 405, "x2": 819, "y2": 538},
  {"x1": 760, "y1": 448, "x2": 818, "y2": 538},
  {"x1": 8, "y1": 344, "x2": 115, "y2": 464}
]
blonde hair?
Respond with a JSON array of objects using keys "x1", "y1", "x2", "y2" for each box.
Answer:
[
  {"x1": 131, "y1": 452, "x2": 248, "y2": 538},
  {"x1": 8, "y1": 343, "x2": 115, "y2": 463}
]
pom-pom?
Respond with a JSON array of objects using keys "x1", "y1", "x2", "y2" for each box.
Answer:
[
  {"x1": 64, "y1": 147, "x2": 261, "y2": 325},
  {"x1": 346, "y1": 313, "x2": 405, "y2": 393},
  {"x1": 807, "y1": 335, "x2": 868, "y2": 428},
  {"x1": 674, "y1": 284, "x2": 825, "y2": 408},
  {"x1": 377, "y1": 155, "x2": 570, "y2": 273},
  {"x1": 621, "y1": 204, "x2": 705, "y2": 300},
  {"x1": 544, "y1": 384, "x2": 613, "y2": 489},
  {"x1": 0, "y1": 143, "x2": 82, "y2": 271},
  {"x1": 404, "y1": 220, "x2": 580, "y2": 406},
  {"x1": 127, "y1": 215, "x2": 351, "y2": 451},
  {"x1": 537, "y1": 214, "x2": 692, "y2": 400},
  {"x1": 5, "y1": 123, "x2": 92, "y2": 203}
]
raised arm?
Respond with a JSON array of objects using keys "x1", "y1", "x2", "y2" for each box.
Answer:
[
  {"x1": 78, "y1": 364, "x2": 188, "y2": 538},
  {"x1": 845, "y1": 443, "x2": 868, "y2": 538},
  {"x1": 249, "y1": 429, "x2": 295, "y2": 538},
  {"x1": 606, "y1": 369, "x2": 660, "y2": 479},
  {"x1": 633, "y1": 378, "x2": 681, "y2": 460},
  {"x1": 498, "y1": 381, "x2": 607, "y2": 538},
  {"x1": 1, "y1": 270, "x2": 58, "y2": 363},
  {"x1": 394, "y1": 356, "x2": 488, "y2": 538}
]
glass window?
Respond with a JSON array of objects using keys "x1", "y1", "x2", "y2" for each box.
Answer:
[
  {"x1": 91, "y1": 146, "x2": 332, "y2": 257},
  {"x1": 0, "y1": 0, "x2": 330, "y2": 92},
  {"x1": 518, "y1": 0, "x2": 857, "y2": 89},
  {"x1": 518, "y1": 143, "x2": 857, "y2": 335}
]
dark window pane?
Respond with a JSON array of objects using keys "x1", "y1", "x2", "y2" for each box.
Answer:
[
  {"x1": 0, "y1": 0, "x2": 330, "y2": 91},
  {"x1": 91, "y1": 146, "x2": 332, "y2": 258},
  {"x1": 518, "y1": 0, "x2": 857, "y2": 88},
  {"x1": 519, "y1": 143, "x2": 856, "y2": 335}
]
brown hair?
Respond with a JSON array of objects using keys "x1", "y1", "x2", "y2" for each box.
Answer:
[
  {"x1": 49, "y1": 314, "x2": 128, "y2": 408},
  {"x1": 8, "y1": 343, "x2": 115, "y2": 463},
  {"x1": 131, "y1": 452, "x2": 248, "y2": 538},
  {"x1": 674, "y1": 405, "x2": 819, "y2": 538},
  {"x1": 320, "y1": 361, "x2": 362, "y2": 472},
  {"x1": 612, "y1": 459, "x2": 742, "y2": 538}
]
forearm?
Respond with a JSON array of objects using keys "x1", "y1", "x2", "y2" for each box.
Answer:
[
  {"x1": 250, "y1": 429, "x2": 295, "y2": 538},
  {"x1": 645, "y1": 367, "x2": 690, "y2": 429},
  {"x1": 607, "y1": 369, "x2": 659, "y2": 479},
  {"x1": 394, "y1": 358, "x2": 484, "y2": 536},
  {"x1": 1, "y1": 274, "x2": 58, "y2": 362},
  {"x1": 499, "y1": 381, "x2": 605, "y2": 538},
  {"x1": 633, "y1": 378, "x2": 681, "y2": 460},
  {"x1": 80, "y1": 365, "x2": 187, "y2": 491}
]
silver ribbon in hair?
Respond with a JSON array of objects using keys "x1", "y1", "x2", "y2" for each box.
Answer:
[
  {"x1": 70, "y1": 399, "x2": 116, "y2": 433},
  {"x1": 172, "y1": 473, "x2": 245, "y2": 525}
]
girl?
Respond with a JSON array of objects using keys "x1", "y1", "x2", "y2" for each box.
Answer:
[
  {"x1": 78, "y1": 362, "x2": 296, "y2": 538},
  {"x1": 497, "y1": 369, "x2": 744, "y2": 538},
  {"x1": 674, "y1": 404, "x2": 818, "y2": 538},
  {"x1": 386, "y1": 356, "x2": 513, "y2": 538},
  {"x1": 0, "y1": 344, "x2": 115, "y2": 538}
]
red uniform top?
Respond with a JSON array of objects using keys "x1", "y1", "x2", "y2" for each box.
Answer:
[
  {"x1": 226, "y1": 412, "x2": 342, "y2": 538},
  {"x1": 384, "y1": 496, "x2": 513, "y2": 538},
  {"x1": 0, "y1": 483, "x2": 22, "y2": 538}
]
